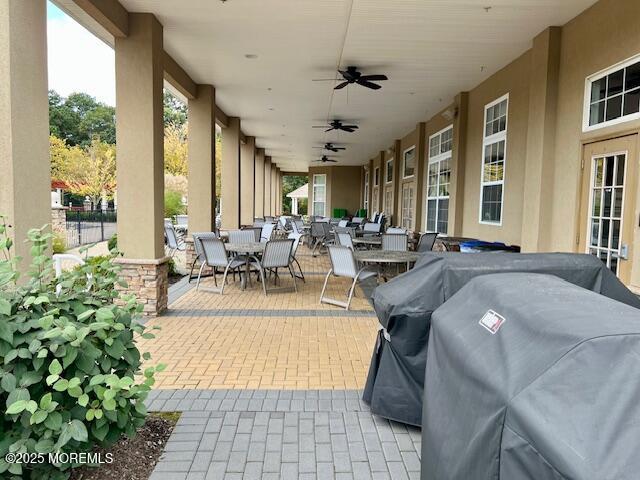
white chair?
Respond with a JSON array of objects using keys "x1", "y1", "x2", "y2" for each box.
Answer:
[
  {"x1": 337, "y1": 232, "x2": 355, "y2": 250},
  {"x1": 164, "y1": 223, "x2": 185, "y2": 257},
  {"x1": 195, "y1": 236, "x2": 244, "y2": 294},
  {"x1": 337, "y1": 219, "x2": 349, "y2": 228},
  {"x1": 320, "y1": 246, "x2": 377, "y2": 310},
  {"x1": 189, "y1": 232, "x2": 218, "y2": 282},
  {"x1": 417, "y1": 232, "x2": 438, "y2": 252},
  {"x1": 250, "y1": 239, "x2": 297, "y2": 295},
  {"x1": 382, "y1": 233, "x2": 408, "y2": 251},
  {"x1": 287, "y1": 232, "x2": 305, "y2": 282},
  {"x1": 261, "y1": 223, "x2": 275, "y2": 243},
  {"x1": 175, "y1": 214, "x2": 188, "y2": 229},
  {"x1": 362, "y1": 222, "x2": 382, "y2": 235},
  {"x1": 228, "y1": 229, "x2": 255, "y2": 244},
  {"x1": 386, "y1": 227, "x2": 406, "y2": 234},
  {"x1": 310, "y1": 222, "x2": 333, "y2": 256}
]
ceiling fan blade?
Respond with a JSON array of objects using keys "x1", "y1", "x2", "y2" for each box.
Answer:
[
  {"x1": 312, "y1": 78, "x2": 339, "y2": 82},
  {"x1": 335, "y1": 147, "x2": 346, "y2": 150},
  {"x1": 334, "y1": 81, "x2": 349, "y2": 90},
  {"x1": 327, "y1": 159, "x2": 338, "y2": 162},
  {"x1": 359, "y1": 74, "x2": 388, "y2": 81},
  {"x1": 358, "y1": 80, "x2": 382, "y2": 90},
  {"x1": 312, "y1": 126, "x2": 327, "y2": 128},
  {"x1": 341, "y1": 128, "x2": 356, "y2": 133},
  {"x1": 325, "y1": 127, "x2": 336, "y2": 132}
]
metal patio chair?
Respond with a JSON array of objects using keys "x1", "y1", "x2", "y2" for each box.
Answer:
[
  {"x1": 386, "y1": 227, "x2": 407, "y2": 234},
  {"x1": 320, "y1": 245, "x2": 377, "y2": 310},
  {"x1": 288, "y1": 232, "x2": 305, "y2": 282},
  {"x1": 337, "y1": 219, "x2": 349, "y2": 228},
  {"x1": 310, "y1": 221, "x2": 332, "y2": 257},
  {"x1": 336, "y1": 232, "x2": 355, "y2": 250},
  {"x1": 195, "y1": 236, "x2": 244, "y2": 294},
  {"x1": 417, "y1": 232, "x2": 438, "y2": 252},
  {"x1": 382, "y1": 233, "x2": 408, "y2": 251},
  {"x1": 164, "y1": 223, "x2": 185, "y2": 258},
  {"x1": 261, "y1": 222, "x2": 276, "y2": 243},
  {"x1": 188, "y1": 232, "x2": 219, "y2": 282},
  {"x1": 362, "y1": 222, "x2": 382, "y2": 236},
  {"x1": 228, "y1": 229, "x2": 255, "y2": 244},
  {"x1": 250, "y1": 239, "x2": 297, "y2": 295}
]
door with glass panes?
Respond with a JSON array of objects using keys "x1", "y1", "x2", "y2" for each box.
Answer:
[{"x1": 579, "y1": 135, "x2": 637, "y2": 283}]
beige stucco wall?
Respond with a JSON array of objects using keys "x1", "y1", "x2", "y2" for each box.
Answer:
[{"x1": 308, "y1": 166, "x2": 362, "y2": 217}]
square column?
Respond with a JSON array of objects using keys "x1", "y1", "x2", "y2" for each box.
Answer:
[
  {"x1": 221, "y1": 117, "x2": 241, "y2": 229},
  {"x1": 114, "y1": 13, "x2": 167, "y2": 315},
  {"x1": 264, "y1": 157, "x2": 272, "y2": 216},
  {"x1": 188, "y1": 84, "x2": 216, "y2": 233},
  {"x1": 254, "y1": 148, "x2": 265, "y2": 218},
  {"x1": 240, "y1": 136, "x2": 255, "y2": 225},
  {"x1": 271, "y1": 166, "x2": 278, "y2": 215},
  {"x1": 0, "y1": 0, "x2": 50, "y2": 264}
]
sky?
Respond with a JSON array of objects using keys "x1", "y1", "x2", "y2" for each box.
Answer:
[{"x1": 47, "y1": 1, "x2": 116, "y2": 106}]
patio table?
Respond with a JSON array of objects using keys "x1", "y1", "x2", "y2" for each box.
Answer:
[
  {"x1": 353, "y1": 237, "x2": 382, "y2": 248},
  {"x1": 225, "y1": 242, "x2": 265, "y2": 290},
  {"x1": 354, "y1": 250, "x2": 421, "y2": 271}
]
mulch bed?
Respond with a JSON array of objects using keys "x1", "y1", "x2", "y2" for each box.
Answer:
[
  {"x1": 70, "y1": 412, "x2": 179, "y2": 480},
  {"x1": 168, "y1": 273, "x2": 186, "y2": 286}
]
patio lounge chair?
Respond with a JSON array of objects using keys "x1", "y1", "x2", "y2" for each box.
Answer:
[
  {"x1": 164, "y1": 223, "x2": 185, "y2": 258},
  {"x1": 382, "y1": 233, "x2": 408, "y2": 251},
  {"x1": 416, "y1": 232, "x2": 438, "y2": 252},
  {"x1": 195, "y1": 236, "x2": 244, "y2": 294},
  {"x1": 250, "y1": 239, "x2": 297, "y2": 295},
  {"x1": 320, "y1": 245, "x2": 377, "y2": 310}
]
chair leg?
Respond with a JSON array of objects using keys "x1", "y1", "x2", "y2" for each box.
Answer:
[
  {"x1": 288, "y1": 265, "x2": 298, "y2": 293},
  {"x1": 220, "y1": 263, "x2": 234, "y2": 295},
  {"x1": 319, "y1": 269, "x2": 333, "y2": 304},
  {"x1": 293, "y1": 258, "x2": 305, "y2": 282},
  {"x1": 345, "y1": 278, "x2": 358, "y2": 311},
  {"x1": 259, "y1": 266, "x2": 267, "y2": 296},
  {"x1": 195, "y1": 262, "x2": 206, "y2": 291},
  {"x1": 188, "y1": 256, "x2": 199, "y2": 283}
]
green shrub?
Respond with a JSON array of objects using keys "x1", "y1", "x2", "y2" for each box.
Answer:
[
  {"x1": 164, "y1": 190, "x2": 185, "y2": 219},
  {"x1": 52, "y1": 233, "x2": 66, "y2": 254},
  {"x1": 167, "y1": 258, "x2": 179, "y2": 277},
  {"x1": 0, "y1": 217, "x2": 164, "y2": 480},
  {"x1": 107, "y1": 234, "x2": 117, "y2": 252}
]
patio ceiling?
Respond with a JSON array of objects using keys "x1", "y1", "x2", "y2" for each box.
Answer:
[{"x1": 89, "y1": 0, "x2": 596, "y2": 171}]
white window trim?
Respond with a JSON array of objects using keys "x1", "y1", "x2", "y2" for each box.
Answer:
[
  {"x1": 583, "y1": 53, "x2": 640, "y2": 132},
  {"x1": 312, "y1": 174, "x2": 327, "y2": 217},
  {"x1": 479, "y1": 93, "x2": 509, "y2": 226},
  {"x1": 402, "y1": 146, "x2": 416, "y2": 179},
  {"x1": 401, "y1": 183, "x2": 414, "y2": 231},
  {"x1": 385, "y1": 158, "x2": 393, "y2": 184},
  {"x1": 425, "y1": 125, "x2": 453, "y2": 233}
]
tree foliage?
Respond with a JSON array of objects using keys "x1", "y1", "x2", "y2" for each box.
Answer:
[
  {"x1": 49, "y1": 91, "x2": 115, "y2": 146},
  {"x1": 164, "y1": 123, "x2": 188, "y2": 177},
  {"x1": 163, "y1": 91, "x2": 187, "y2": 128},
  {"x1": 282, "y1": 175, "x2": 308, "y2": 214}
]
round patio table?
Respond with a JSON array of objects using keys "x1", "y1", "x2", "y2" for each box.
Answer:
[
  {"x1": 352, "y1": 237, "x2": 382, "y2": 248},
  {"x1": 225, "y1": 242, "x2": 265, "y2": 290},
  {"x1": 354, "y1": 250, "x2": 422, "y2": 271}
]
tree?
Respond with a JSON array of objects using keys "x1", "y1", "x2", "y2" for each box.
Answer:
[
  {"x1": 48, "y1": 91, "x2": 115, "y2": 146},
  {"x1": 164, "y1": 123, "x2": 188, "y2": 176},
  {"x1": 282, "y1": 175, "x2": 308, "y2": 214},
  {"x1": 164, "y1": 91, "x2": 187, "y2": 127},
  {"x1": 50, "y1": 136, "x2": 116, "y2": 207}
]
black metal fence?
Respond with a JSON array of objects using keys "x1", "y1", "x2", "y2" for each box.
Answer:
[{"x1": 65, "y1": 209, "x2": 117, "y2": 248}]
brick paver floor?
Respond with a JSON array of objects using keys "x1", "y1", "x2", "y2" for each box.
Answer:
[{"x1": 146, "y1": 390, "x2": 421, "y2": 480}]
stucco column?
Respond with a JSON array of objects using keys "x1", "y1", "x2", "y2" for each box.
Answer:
[
  {"x1": 264, "y1": 157, "x2": 272, "y2": 216},
  {"x1": 414, "y1": 123, "x2": 427, "y2": 232},
  {"x1": 450, "y1": 92, "x2": 469, "y2": 236},
  {"x1": 271, "y1": 166, "x2": 278, "y2": 215},
  {"x1": 114, "y1": 13, "x2": 168, "y2": 315},
  {"x1": 221, "y1": 117, "x2": 241, "y2": 229},
  {"x1": 254, "y1": 148, "x2": 265, "y2": 219},
  {"x1": 521, "y1": 27, "x2": 561, "y2": 252},
  {"x1": 0, "y1": 0, "x2": 50, "y2": 265},
  {"x1": 392, "y1": 140, "x2": 402, "y2": 223},
  {"x1": 187, "y1": 84, "x2": 216, "y2": 233},
  {"x1": 240, "y1": 136, "x2": 255, "y2": 225}
]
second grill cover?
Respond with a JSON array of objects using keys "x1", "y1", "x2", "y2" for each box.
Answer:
[{"x1": 421, "y1": 273, "x2": 640, "y2": 480}]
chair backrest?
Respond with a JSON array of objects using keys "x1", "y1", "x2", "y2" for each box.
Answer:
[
  {"x1": 382, "y1": 233, "x2": 408, "y2": 251},
  {"x1": 372, "y1": 212, "x2": 379, "y2": 223},
  {"x1": 321, "y1": 222, "x2": 333, "y2": 237},
  {"x1": 291, "y1": 221, "x2": 301, "y2": 234},
  {"x1": 262, "y1": 239, "x2": 294, "y2": 268},
  {"x1": 164, "y1": 223, "x2": 180, "y2": 249},
  {"x1": 279, "y1": 216, "x2": 288, "y2": 228},
  {"x1": 253, "y1": 218, "x2": 266, "y2": 227},
  {"x1": 327, "y1": 245, "x2": 359, "y2": 278},
  {"x1": 376, "y1": 214, "x2": 385, "y2": 225},
  {"x1": 337, "y1": 232, "x2": 354, "y2": 250},
  {"x1": 192, "y1": 232, "x2": 218, "y2": 258},
  {"x1": 351, "y1": 217, "x2": 365, "y2": 225},
  {"x1": 318, "y1": 217, "x2": 330, "y2": 223},
  {"x1": 310, "y1": 222, "x2": 325, "y2": 239},
  {"x1": 288, "y1": 232, "x2": 303, "y2": 256},
  {"x1": 363, "y1": 222, "x2": 381, "y2": 234},
  {"x1": 176, "y1": 214, "x2": 188, "y2": 227},
  {"x1": 199, "y1": 236, "x2": 230, "y2": 267},
  {"x1": 417, "y1": 232, "x2": 439, "y2": 252},
  {"x1": 265, "y1": 216, "x2": 275, "y2": 223},
  {"x1": 294, "y1": 219, "x2": 304, "y2": 232},
  {"x1": 229, "y1": 229, "x2": 255, "y2": 244},
  {"x1": 242, "y1": 227, "x2": 262, "y2": 242},
  {"x1": 261, "y1": 223, "x2": 275, "y2": 242},
  {"x1": 338, "y1": 219, "x2": 348, "y2": 228},
  {"x1": 386, "y1": 227, "x2": 406, "y2": 234}
]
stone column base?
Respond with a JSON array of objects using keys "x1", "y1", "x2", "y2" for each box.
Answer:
[
  {"x1": 114, "y1": 257, "x2": 169, "y2": 316},
  {"x1": 51, "y1": 207, "x2": 68, "y2": 234},
  {"x1": 185, "y1": 237, "x2": 213, "y2": 278}
]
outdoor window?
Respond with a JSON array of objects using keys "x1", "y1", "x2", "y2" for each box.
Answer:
[
  {"x1": 426, "y1": 126, "x2": 453, "y2": 234},
  {"x1": 480, "y1": 94, "x2": 508, "y2": 224},
  {"x1": 401, "y1": 184, "x2": 414, "y2": 230},
  {"x1": 374, "y1": 167, "x2": 380, "y2": 186},
  {"x1": 585, "y1": 55, "x2": 640, "y2": 130},
  {"x1": 363, "y1": 170, "x2": 369, "y2": 212},
  {"x1": 312, "y1": 174, "x2": 326, "y2": 217},
  {"x1": 403, "y1": 147, "x2": 415, "y2": 178},
  {"x1": 386, "y1": 159, "x2": 393, "y2": 183}
]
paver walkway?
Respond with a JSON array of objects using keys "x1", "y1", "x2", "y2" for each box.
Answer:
[{"x1": 146, "y1": 390, "x2": 421, "y2": 480}]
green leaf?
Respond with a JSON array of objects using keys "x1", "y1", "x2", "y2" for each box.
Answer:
[
  {"x1": 44, "y1": 411, "x2": 62, "y2": 430},
  {"x1": 77, "y1": 309, "x2": 96, "y2": 322},
  {"x1": 102, "y1": 398, "x2": 116, "y2": 411},
  {"x1": 0, "y1": 321, "x2": 13, "y2": 344},
  {"x1": 1, "y1": 373, "x2": 16, "y2": 392},
  {"x1": 89, "y1": 374, "x2": 105, "y2": 386},
  {"x1": 48, "y1": 359, "x2": 63, "y2": 376},
  {"x1": 19, "y1": 371, "x2": 41, "y2": 388},
  {"x1": 52, "y1": 379, "x2": 68, "y2": 391},
  {"x1": 46, "y1": 374, "x2": 59, "y2": 385},
  {"x1": 62, "y1": 348, "x2": 78, "y2": 368},
  {"x1": 68, "y1": 377, "x2": 81, "y2": 389},
  {"x1": 6, "y1": 399, "x2": 28, "y2": 414},
  {"x1": 4, "y1": 349, "x2": 18, "y2": 364},
  {"x1": 25, "y1": 400, "x2": 38, "y2": 414},
  {"x1": 78, "y1": 394, "x2": 89, "y2": 407},
  {"x1": 6, "y1": 388, "x2": 29, "y2": 409},
  {"x1": 69, "y1": 419, "x2": 88, "y2": 442},
  {"x1": 39, "y1": 393, "x2": 52, "y2": 410},
  {"x1": 0, "y1": 298, "x2": 11, "y2": 316},
  {"x1": 30, "y1": 409, "x2": 48, "y2": 425},
  {"x1": 68, "y1": 385, "x2": 83, "y2": 398},
  {"x1": 95, "y1": 307, "x2": 115, "y2": 322},
  {"x1": 85, "y1": 409, "x2": 95, "y2": 421},
  {"x1": 34, "y1": 438, "x2": 54, "y2": 454}
]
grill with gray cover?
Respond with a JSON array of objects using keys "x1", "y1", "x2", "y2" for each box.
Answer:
[
  {"x1": 363, "y1": 252, "x2": 640, "y2": 426},
  {"x1": 421, "y1": 273, "x2": 640, "y2": 479}
]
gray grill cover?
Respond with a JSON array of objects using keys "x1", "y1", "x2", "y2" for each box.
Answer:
[
  {"x1": 422, "y1": 273, "x2": 640, "y2": 479},
  {"x1": 363, "y1": 253, "x2": 640, "y2": 426}
]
